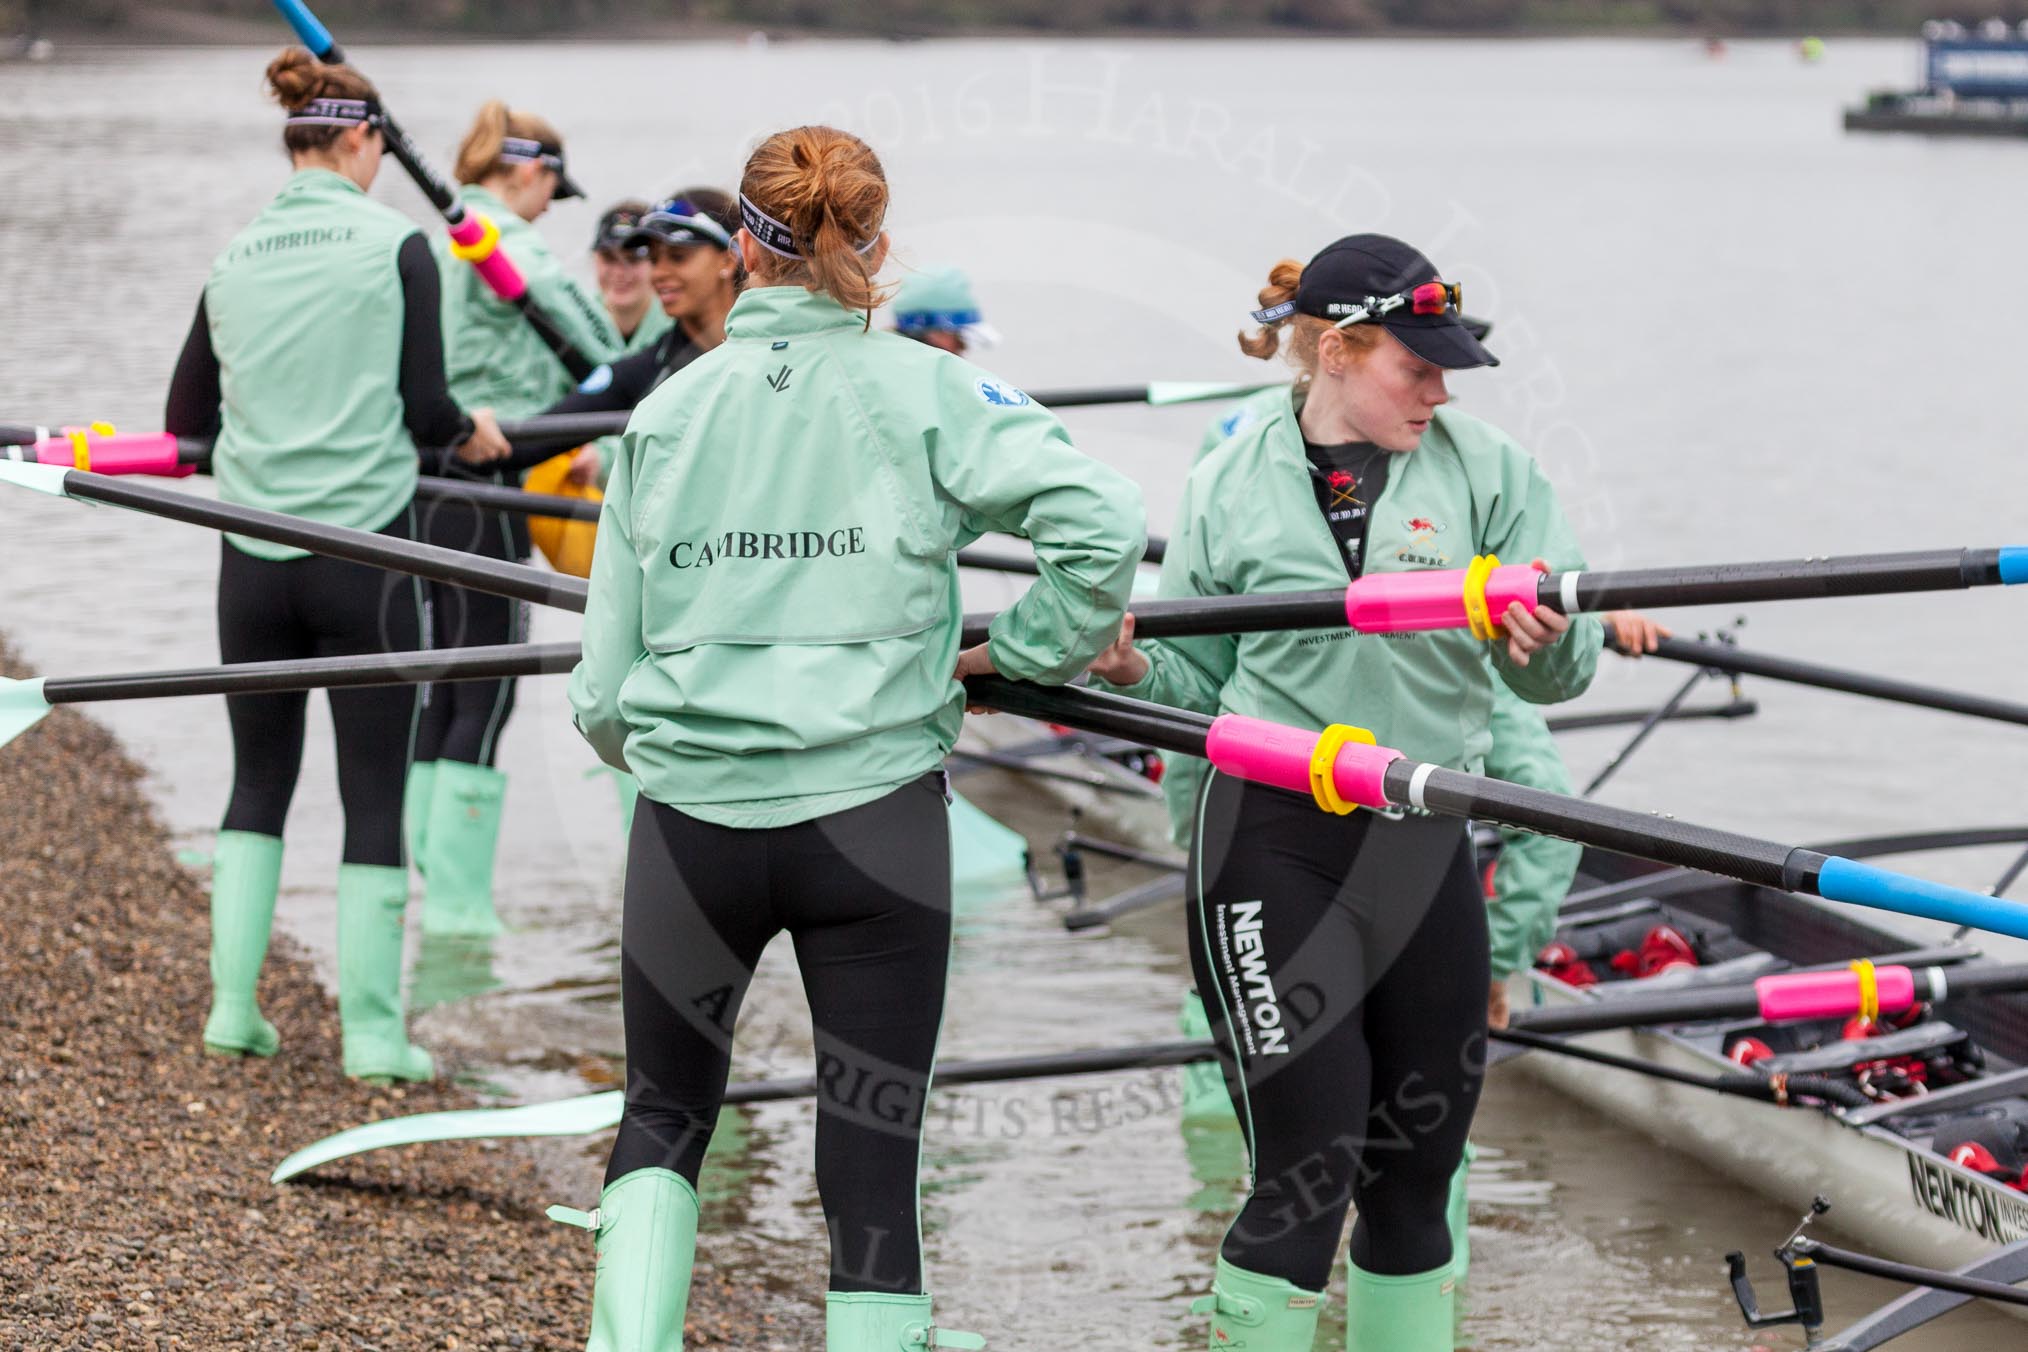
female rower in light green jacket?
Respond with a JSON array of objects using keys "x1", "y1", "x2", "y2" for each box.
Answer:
[
  {"x1": 162, "y1": 47, "x2": 509, "y2": 1083},
  {"x1": 1089, "y1": 234, "x2": 1602, "y2": 1352},
  {"x1": 562, "y1": 124, "x2": 1143, "y2": 1352},
  {"x1": 405, "y1": 101, "x2": 625, "y2": 940}
]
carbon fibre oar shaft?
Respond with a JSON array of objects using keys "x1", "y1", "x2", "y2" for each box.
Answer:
[
  {"x1": 962, "y1": 677, "x2": 2028, "y2": 941},
  {"x1": 3, "y1": 466, "x2": 590, "y2": 611},
  {"x1": 1616, "y1": 633, "x2": 2028, "y2": 729},
  {"x1": 42, "y1": 643, "x2": 578, "y2": 704}
]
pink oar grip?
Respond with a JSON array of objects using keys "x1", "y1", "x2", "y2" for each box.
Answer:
[
  {"x1": 444, "y1": 216, "x2": 530, "y2": 302},
  {"x1": 1203, "y1": 714, "x2": 1401, "y2": 809},
  {"x1": 1341, "y1": 564, "x2": 1543, "y2": 634},
  {"x1": 469, "y1": 250, "x2": 528, "y2": 303},
  {"x1": 1754, "y1": 966, "x2": 1916, "y2": 1022},
  {"x1": 1482, "y1": 564, "x2": 1545, "y2": 617},
  {"x1": 37, "y1": 432, "x2": 194, "y2": 478}
]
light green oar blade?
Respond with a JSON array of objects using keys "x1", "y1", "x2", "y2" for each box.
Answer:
[
  {"x1": 1144, "y1": 380, "x2": 1280, "y2": 407},
  {"x1": 270, "y1": 1089, "x2": 622, "y2": 1183},
  {"x1": 0, "y1": 461, "x2": 81, "y2": 497},
  {"x1": 950, "y1": 790, "x2": 1028, "y2": 895},
  {"x1": 0, "y1": 676, "x2": 52, "y2": 749}
]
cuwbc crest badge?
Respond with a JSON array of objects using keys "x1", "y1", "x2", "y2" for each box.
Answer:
[
  {"x1": 1396, "y1": 515, "x2": 1452, "y2": 566},
  {"x1": 977, "y1": 379, "x2": 1030, "y2": 408}
]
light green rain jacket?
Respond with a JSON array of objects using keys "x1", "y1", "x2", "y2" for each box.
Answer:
[
  {"x1": 205, "y1": 169, "x2": 420, "y2": 560},
  {"x1": 1168, "y1": 387, "x2": 1587, "y2": 975},
  {"x1": 1112, "y1": 388, "x2": 1600, "y2": 829},
  {"x1": 569, "y1": 287, "x2": 1145, "y2": 828},
  {"x1": 435, "y1": 183, "x2": 622, "y2": 419}
]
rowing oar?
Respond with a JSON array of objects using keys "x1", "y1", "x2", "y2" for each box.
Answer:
[
  {"x1": 267, "y1": 0, "x2": 596, "y2": 381},
  {"x1": 963, "y1": 676, "x2": 2028, "y2": 941},
  {"x1": 1613, "y1": 632, "x2": 2028, "y2": 729},
  {"x1": 0, "y1": 643, "x2": 576, "y2": 750},
  {"x1": 270, "y1": 995, "x2": 1872, "y2": 1182},
  {"x1": 270, "y1": 1038, "x2": 1217, "y2": 1183},
  {"x1": 1497, "y1": 959, "x2": 2028, "y2": 1037},
  {"x1": 378, "y1": 380, "x2": 1290, "y2": 453},
  {"x1": 0, "y1": 464, "x2": 593, "y2": 612},
  {"x1": 404, "y1": 478, "x2": 1052, "y2": 578},
  {"x1": 961, "y1": 548, "x2": 2028, "y2": 645},
  {"x1": 0, "y1": 466, "x2": 1116, "y2": 605}
]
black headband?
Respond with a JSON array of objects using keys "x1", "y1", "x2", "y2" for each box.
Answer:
[
  {"x1": 286, "y1": 97, "x2": 383, "y2": 128},
  {"x1": 737, "y1": 193, "x2": 879, "y2": 261}
]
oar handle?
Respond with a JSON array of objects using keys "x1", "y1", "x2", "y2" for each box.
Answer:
[{"x1": 7, "y1": 429, "x2": 192, "y2": 478}]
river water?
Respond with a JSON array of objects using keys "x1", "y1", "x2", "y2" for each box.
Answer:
[{"x1": 4, "y1": 32, "x2": 2027, "y2": 1349}]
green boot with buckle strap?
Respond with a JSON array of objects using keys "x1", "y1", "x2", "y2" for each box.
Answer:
[
  {"x1": 825, "y1": 1292, "x2": 985, "y2": 1350},
  {"x1": 551, "y1": 1167, "x2": 700, "y2": 1351},
  {"x1": 1191, "y1": 1257, "x2": 1322, "y2": 1349}
]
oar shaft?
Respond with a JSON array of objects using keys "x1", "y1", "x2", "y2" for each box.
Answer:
[
  {"x1": 409, "y1": 479, "x2": 1047, "y2": 578},
  {"x1": 40, "y1": 643, "x2": 578, "y2": 704},
  {"x1": 960, "y1": 589, "x2": 1343, "y2": 647},
  {"x1": 1554, "y1": 548, "x2": 2008, "y2": 613},
  {"x1": 1401, "y1": 761, "x2": 1816, "y2": 890},
  {"x1": 1626, "y1": 634, "x2": 2028, "y2": 728},
  {"x1": 965, "y1": 678, "x2": 2028, "y2": 940},
  {"x1": 178, "y1": 412, "x2": 638, "y2": 474},
  {"x1": 721, "y1": 1039, "x2": 1215, "y2": 1105},
  {"x1": 414, "y1": 477, "x2": 596, "y2": 521},
  {"x1": 58, "y1": 472, "x2": 589, "y2": 613}
]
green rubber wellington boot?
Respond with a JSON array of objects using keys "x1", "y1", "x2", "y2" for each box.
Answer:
[
  {"x1": 550, "y1": 1167, "x2": 700, "y2": 1352},
  {"x1": 1446, "y1": 1140, "x2": 1475, "y2": 1285},
  {"x1": 1190, "y1": 1257, "x2": 1322, "y2": 1350},
  {"x1": 336, "y1": 862, "x2": 434, "y2": 1082},
  {"x1": 825, "y1": 1292, "x2": 985, "y2": 1350},
  {"x1": 202, "y1": 830, "x2": 286, "y2": 1057},
  {"x1": 403, "y1": 759, "x2": 437, "y2": 878},
  {"x1": 1345, "y1": 1257, "x2": 1455, "y2": 1352},
  {"x1": 1179, "y1": 990, "x2": 1237, "y2": 1124},
  {"x1": 419, "y1": 760, "x2": 506, "y2": 938}
]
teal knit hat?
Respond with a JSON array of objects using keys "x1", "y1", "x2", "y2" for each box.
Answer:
[{"x1": 892, "y1": 265, "x2": 1000, "y2": 346}]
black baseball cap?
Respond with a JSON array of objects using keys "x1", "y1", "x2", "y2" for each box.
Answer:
[
  {"x1": 592, "y1": 205, "x2": 649, "y2": 254},
  {"x1": 1262, "y1": 234, "x2": 1498, "y2": 370}
]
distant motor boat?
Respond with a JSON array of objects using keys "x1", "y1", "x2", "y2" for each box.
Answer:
[
  {"x1": 1846, "y1": 22, "x2": 2028, "y2": 137},
  {"x1": 3, "y1": 35, "x2": 54, "y2": 62}
]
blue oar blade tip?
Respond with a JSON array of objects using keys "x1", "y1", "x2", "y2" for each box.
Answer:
[
  {"x1": 1999, "y1": 547, "x2": 2028, "y2": 586},
  {"x1": 270, "y1": 0, "x2": 337, "y2": 57},
  {"x1": 1817, "y1": 855, "x2": 2028, "y2": 942}
]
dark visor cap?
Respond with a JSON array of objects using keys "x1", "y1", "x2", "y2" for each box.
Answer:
[{"x1": 1296, "y1": 234, "x2": 1497, "y2": 370}]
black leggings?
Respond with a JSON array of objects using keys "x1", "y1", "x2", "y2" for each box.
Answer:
[
  {"x1": 411, "y1": 491, "x2": 523, "y2": 767},
  {"x1": 217, "y1": 508, "x2": 425, "y2": 867},
  {"x1": 1188, "y1": 770, "x2": 1488, "y2": 1291},
  {"x1": 609, "y1": 773, "x2": 953, "y2": 1294}
]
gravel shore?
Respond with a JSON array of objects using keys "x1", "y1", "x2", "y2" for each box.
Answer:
[{"x1": 0, "y1": 641, "x2": 786, "y2": 1350}]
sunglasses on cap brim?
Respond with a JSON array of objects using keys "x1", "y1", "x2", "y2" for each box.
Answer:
[{"x1": 1328, "y1": 281, "x2": 1464, "y2": 329}]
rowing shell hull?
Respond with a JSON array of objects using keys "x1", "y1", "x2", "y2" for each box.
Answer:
[{"x1": 1514, "y1": 954, "x2": 2028, "y2": 1285}]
